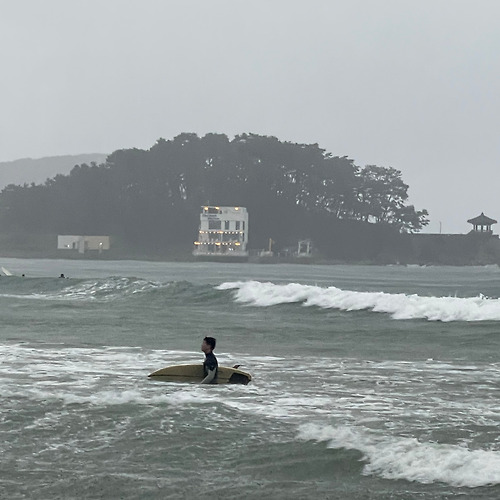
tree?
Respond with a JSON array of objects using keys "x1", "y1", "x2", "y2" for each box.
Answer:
[{"x1": 0, "y1": 133, "x2": 429, "y2": 256}]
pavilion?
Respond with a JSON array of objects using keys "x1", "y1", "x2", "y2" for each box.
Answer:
[{"x1": 467, "y1": 212, "x2": 497, "y2": 234}]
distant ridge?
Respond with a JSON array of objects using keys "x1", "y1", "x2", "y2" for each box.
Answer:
[{"x1": 0, "y1": 153, "x2": 108, "y2": 190}]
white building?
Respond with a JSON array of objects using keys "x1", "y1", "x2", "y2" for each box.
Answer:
[
  {"x1": 58, "y1": 235, "x2": 110, "y2": 254},
  {"x1": 193, "y1": 206, "x2": 248, "y2": 259}
]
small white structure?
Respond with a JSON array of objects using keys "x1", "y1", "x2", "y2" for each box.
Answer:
[
  {"x1": 259, "y1": 238, "x2": 275, "y2": 257},
  {"x1": 58, "y1": 235, "x2": 110, "y2": 254},
  {"x1": 297, "y1": 239, "x2": 313, "y2": 257},
  {"x1": 193, "y1": 206, "x2": 248, "y2": 258}
]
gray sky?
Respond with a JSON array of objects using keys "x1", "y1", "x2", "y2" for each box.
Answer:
[{"x1": 1, "y1": 0, "x2": 499, "y2": 233}]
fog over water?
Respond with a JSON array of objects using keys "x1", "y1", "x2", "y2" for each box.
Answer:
[{"x1": 1, "y1": 0, "x2": 499, "y2": 233}]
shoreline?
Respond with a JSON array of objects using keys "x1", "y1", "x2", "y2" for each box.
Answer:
[{"x1": 0, "y1": 251, "x2": 498, "y2": 267}]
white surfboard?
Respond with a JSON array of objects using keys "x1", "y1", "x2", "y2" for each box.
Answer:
[
  {"x1": 148, "y1": 364, "x2": 252, "y2": 385},
  {"x1": 1, "y1": 266, "x2": 13, "y2": 276}
]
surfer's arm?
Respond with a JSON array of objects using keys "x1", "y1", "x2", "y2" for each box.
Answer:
[{"x1": 201, "y1": 367, "x2": 216, "y2": 384}]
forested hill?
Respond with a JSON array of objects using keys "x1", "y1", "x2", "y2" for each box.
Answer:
[
  {"x1": 0, "y1": 133, "x2": 429, "y2": 261},
  {"x1": 0, "y1": 154, "x2": 107, "y2": 190}
]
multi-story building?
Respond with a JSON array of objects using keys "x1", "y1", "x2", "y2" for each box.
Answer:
[{"x1": 193, "y1": 206, "x2": 248, "y2": 260}]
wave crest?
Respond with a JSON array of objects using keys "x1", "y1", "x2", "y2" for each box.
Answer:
[
  {"x1": 217, "y1": 281, "x2": 500, "y2": 322},
  {"x1": 298, "y1": 423, "x2": 500, "y2": 488}
]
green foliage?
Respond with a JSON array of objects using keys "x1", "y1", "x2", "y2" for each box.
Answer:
[
  {"x1": 356, "y1": 165, "x2": 429, "y2": 232},
  {"x1": 0, "y1": 133, "x2": 428, "y2": 257}
]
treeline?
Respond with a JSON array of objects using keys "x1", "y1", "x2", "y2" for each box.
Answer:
[{"x1": 0, "y1": 133, "x2": 428, "y2": 260}]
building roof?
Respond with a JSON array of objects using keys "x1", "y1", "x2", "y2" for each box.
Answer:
[{"x1": 467, "y1": 212, "x2": 497, "y2": 225}]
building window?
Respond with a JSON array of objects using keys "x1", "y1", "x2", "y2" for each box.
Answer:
[
  {"x1": 209, "y1": 220, "x2": 221, "y2": 230},
  {"x1": 224, "y1": 220, "x2": 230, "y2": 230},
  {"x1": 236, "y1": 221, "x2": 241, "y2": 230},
  {"x1": 242, "y1": 221, "x2": 245, "y2": 230}
]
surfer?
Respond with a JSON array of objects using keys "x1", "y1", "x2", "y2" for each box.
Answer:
[{"x1": 201, "y1": 336, "x2": 218, "y2": 384}]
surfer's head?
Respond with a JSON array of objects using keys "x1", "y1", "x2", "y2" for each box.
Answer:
[{"x1": 202, "y1": 336, "x2": 216, "y2": 353}]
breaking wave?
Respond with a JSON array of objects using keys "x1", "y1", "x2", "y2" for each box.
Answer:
[
  {"x1": 4, "y1": 276, "x2": 500, "y2": 322},
  {"x1": 0, "y1": 277, "x2": 219, "y2": 303},
  {"x1": 218, "y1": 280, "x2": 500, "y2": 322},
  {"x1": 298, "y1": 423, "x2": 500, "y2": 488}
]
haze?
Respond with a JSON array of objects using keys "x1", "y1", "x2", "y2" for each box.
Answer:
[{"x1": 1, "y1": 0, "x2": 499, "y2": 234}]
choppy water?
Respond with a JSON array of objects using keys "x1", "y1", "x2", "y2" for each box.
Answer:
[{"x1": 2, "y1": 258, "x2": 500, "y2": 499}]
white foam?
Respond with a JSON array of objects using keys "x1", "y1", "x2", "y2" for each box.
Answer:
[
  {"x1": 55, "y1": 386, "x2": 219, "y2": 407},
  {"x1": 298, "y1": 423, "x2": 500, "y2": 488},
  {"x1": 48, "y1": 277, "x2": 165, "y2": 301},
  {"x1": 0, "y1": 277, "x2": 167, "y2": 302},
  {"x1": 218, "y1": 281, "x2": 500, "y2": 322}
]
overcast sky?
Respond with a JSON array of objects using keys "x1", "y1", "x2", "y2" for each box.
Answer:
[{"x1": 1, "y1": 0, "x2": 499, "y2": 233}]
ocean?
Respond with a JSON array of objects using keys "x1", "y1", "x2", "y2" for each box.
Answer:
[{"x1": 1, "y1": 258, "x2": 500, "y2": 499}]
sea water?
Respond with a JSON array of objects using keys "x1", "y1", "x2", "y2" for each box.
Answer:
[{"x1": 1, "y1": 258, "x2": 500, "y2": 499}]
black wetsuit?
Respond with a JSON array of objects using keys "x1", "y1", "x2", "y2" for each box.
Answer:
[{"x1": 203, "y1": 352, "x2": 218, "y2": 383}]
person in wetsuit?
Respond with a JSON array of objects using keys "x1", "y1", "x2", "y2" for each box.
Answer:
[{"x1": 201, "y1": 336, "x2": 218, "y2": 384}]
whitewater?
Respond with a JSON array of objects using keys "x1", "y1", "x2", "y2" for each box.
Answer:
[{"x1": 218, "y1": 280, "x2": 500, "y2": 321}]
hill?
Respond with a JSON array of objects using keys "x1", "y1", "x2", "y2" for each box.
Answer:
[
  {"x1": 0, "y1": 133, "x2": 430, "y2": 262},
  {"x1": 0, "y1": 154, "x2": 108, "y2": 190}
]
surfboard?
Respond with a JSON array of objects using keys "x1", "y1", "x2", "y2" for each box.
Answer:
[
  {"x1": 1, "y1": 266, "x2": 13, "y2": 276},
  {"x1": 148, "y1": 364, "x2": 252, "y2": 385}
]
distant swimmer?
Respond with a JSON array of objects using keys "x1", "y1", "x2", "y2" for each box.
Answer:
[
  {"x1": 201, "y1": 336, "x2": 218, "y2": 384},
  {"x1": 59, "y1": 273, "x2": 66, "y2": 278}
]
